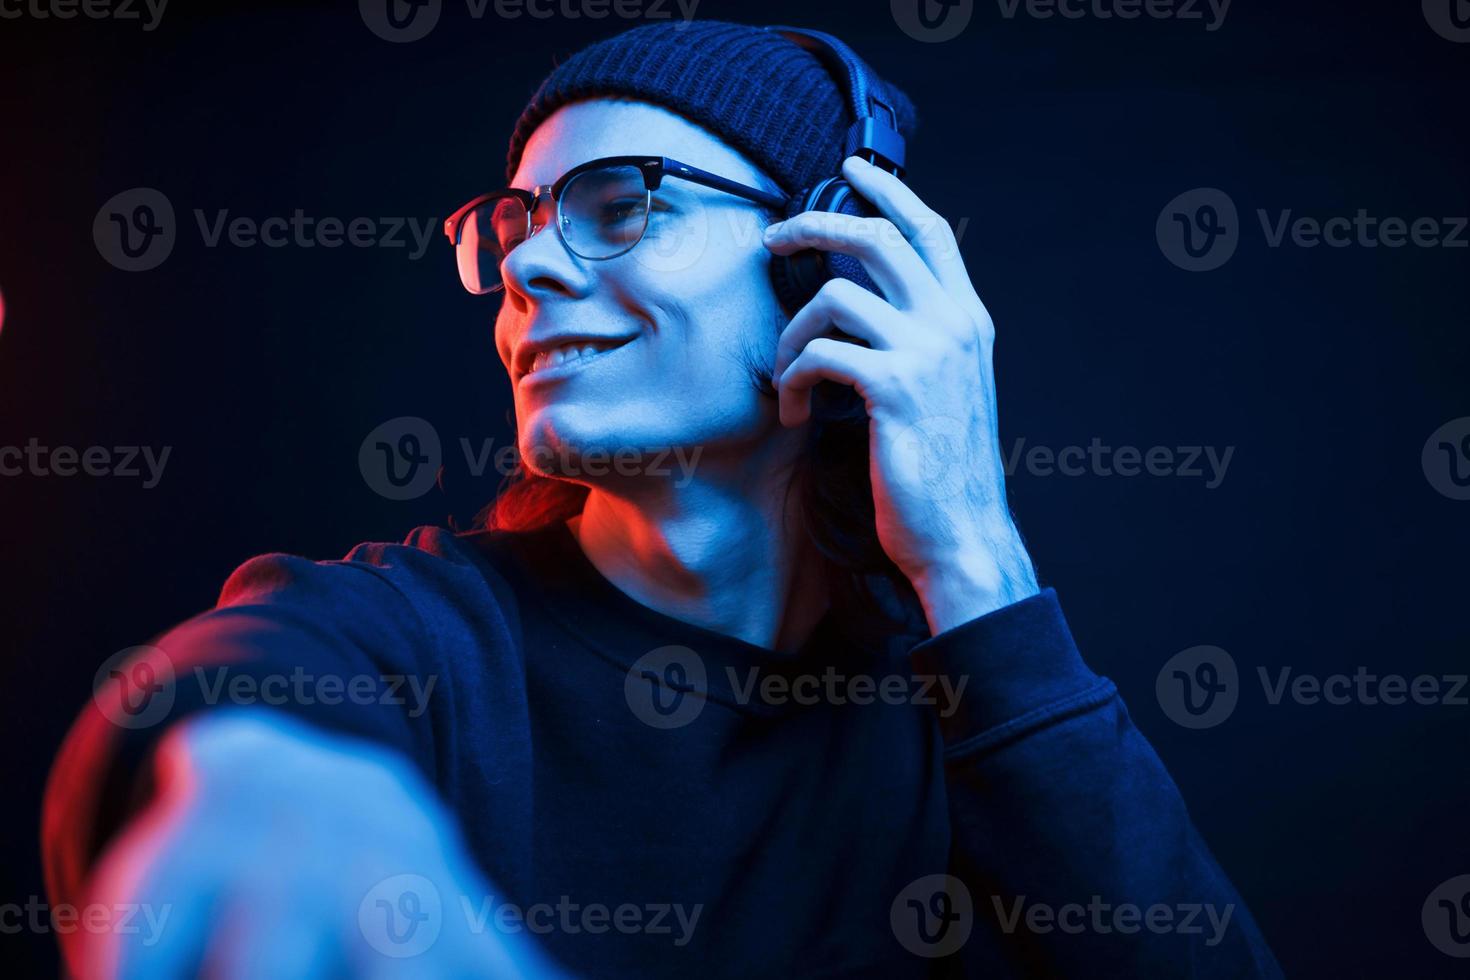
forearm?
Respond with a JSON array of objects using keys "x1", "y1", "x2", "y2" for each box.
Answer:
[
  {"x1": 910, "y1": 592, "x2": 1281, "y2": 977},
  {"x1": 55, "y1": 708, "x2": 557, "y2": 979}
]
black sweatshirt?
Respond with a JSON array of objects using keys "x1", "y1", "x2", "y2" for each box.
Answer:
[{"x1": 45, "y1": 523, "x2": 1283, "y2": 978}]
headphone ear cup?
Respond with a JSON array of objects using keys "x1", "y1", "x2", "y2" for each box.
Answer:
[
  {"x1": 769, "y1": 191, "x2": 817, "y2": 317},
  {"x1": 769, "y1": 176, "x2": 883, "y2": 317}
]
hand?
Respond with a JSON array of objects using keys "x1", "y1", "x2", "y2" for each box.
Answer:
[
  {"x1": 764, "y1": 156, "x2": 1039, "y2": 633},
  {"x1": 71, "y1": 709, "x2": 561, "y2": 979}
]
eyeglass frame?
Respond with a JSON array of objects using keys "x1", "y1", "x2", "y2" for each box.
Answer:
[{"x1": 443, "y1": 155, "x2": 792, "y2": 293}]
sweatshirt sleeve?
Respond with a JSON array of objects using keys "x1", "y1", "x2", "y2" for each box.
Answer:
[
  {"x1": 41, "y1": 548, "x2": 446, "y2": 920},
  {"x1": 908, "y1": 588, "x2": 1282, "y2": 978}
]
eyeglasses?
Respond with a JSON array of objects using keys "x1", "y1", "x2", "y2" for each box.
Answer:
[{"x1": 443, "y1": 155, "x2": 790, "y2": 295}]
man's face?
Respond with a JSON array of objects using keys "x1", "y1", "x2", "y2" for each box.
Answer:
[{"x1": 497, "y1": 99, "x2": 787, "y2": 483}]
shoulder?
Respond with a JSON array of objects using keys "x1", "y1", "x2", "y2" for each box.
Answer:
[
  {"x1": 219, "y1": 526, "x2": 509, "y2": 599},
  {"x1": 213, "y1": 524, "x2": 566, "y2": 647},
  {"x1": 212, "y1": 526, "x2": 515, "y2": 628}
]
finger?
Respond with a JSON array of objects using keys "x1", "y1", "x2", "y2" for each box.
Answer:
[
  {"x1": 764, "y1": 210, "x2": 937, "y2": 309},
  {"x1": 778, "y1": 337, "x2": 888, "y2": 427},
  {"x1": 773, "y1": 278, "x2": 906, "y2": 381},
  {"x1": 87, "y1": 849, "x2": 215, "y2": 980},
  {"x1": 204, "y1": 891, "x2": 340, "y2": 980},
  {"x1": 840, "y1": 156, "x2": 974, "y2": 299}
]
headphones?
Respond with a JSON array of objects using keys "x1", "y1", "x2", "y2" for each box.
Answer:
[{"x1": 764, "y1": 26, "x2": 909, "y2": 317}]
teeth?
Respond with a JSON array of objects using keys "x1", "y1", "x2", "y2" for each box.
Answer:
[{"x1": 526, "y1": 340, "x2": 621, "y2": 375}]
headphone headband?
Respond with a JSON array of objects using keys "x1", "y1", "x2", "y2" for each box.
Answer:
[{"x1": 768, "y1": 26, "x2": 907, "y2": 177}]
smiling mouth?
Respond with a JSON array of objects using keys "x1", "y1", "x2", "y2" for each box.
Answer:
[{"x1": 521, "y1": 337, "x2": 634, "y2": 383}]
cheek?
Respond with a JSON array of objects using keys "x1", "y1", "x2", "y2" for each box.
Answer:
[
  {"x1": 494, "y1": 308, "x2": 516, "y2": 374},
  {"x1": 638, "y1": 222, "x2": 779, "y2": 361}
]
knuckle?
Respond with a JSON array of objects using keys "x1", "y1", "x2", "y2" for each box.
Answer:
[
  {"x1": 816, "y1": 276, "x2": 859, "y2": 306},
  {"x1": 931, "y1": 214, "x2": 958, "y2": 246},
  {"x1": 935, "y1": 300, "x2": 973, "y2": 337},
  {"x1": 782, "y1": 212, "x2": 820, "y2": 245},
  {"x1": 865, "y1": 217, "x2": 900, "y2": 246}
]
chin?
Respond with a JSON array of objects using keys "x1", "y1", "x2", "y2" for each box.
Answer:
[
  {"x1": 517, "y1": 405, "x2": 637, "y2": 481},
  {"x1": 516, "y1": 403, "x2": 671, "y2": 481}
]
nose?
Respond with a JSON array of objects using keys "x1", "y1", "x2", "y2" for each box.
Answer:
[{"x1": 499, "y1": 188, "x2": 592, "y2": 311}]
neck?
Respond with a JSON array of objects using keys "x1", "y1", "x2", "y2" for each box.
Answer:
[{"x1": 567, "y1": 443, "x2": 829, "y2": 652}]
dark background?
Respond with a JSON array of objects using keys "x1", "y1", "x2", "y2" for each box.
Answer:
[{"x1": 2, "y1": 0, "x2": 1466, "y2": 976}]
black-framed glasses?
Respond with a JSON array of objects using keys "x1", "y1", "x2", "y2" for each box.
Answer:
[{"x1": 443, "y1": 155, "x2": 790, "y2": 295}]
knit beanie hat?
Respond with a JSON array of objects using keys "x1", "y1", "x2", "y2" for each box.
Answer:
[{"x1": 505, "y1": 21, "x2": 918, "y2": 197}]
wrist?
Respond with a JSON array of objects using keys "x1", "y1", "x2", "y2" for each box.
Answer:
[{"x1": 909, "y1": 526, "x2": 1039, "y2": 635}]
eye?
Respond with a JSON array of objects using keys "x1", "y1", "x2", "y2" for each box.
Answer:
[{"x1": 598, "y1": 197, "x2": 647, "y2": 224}]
